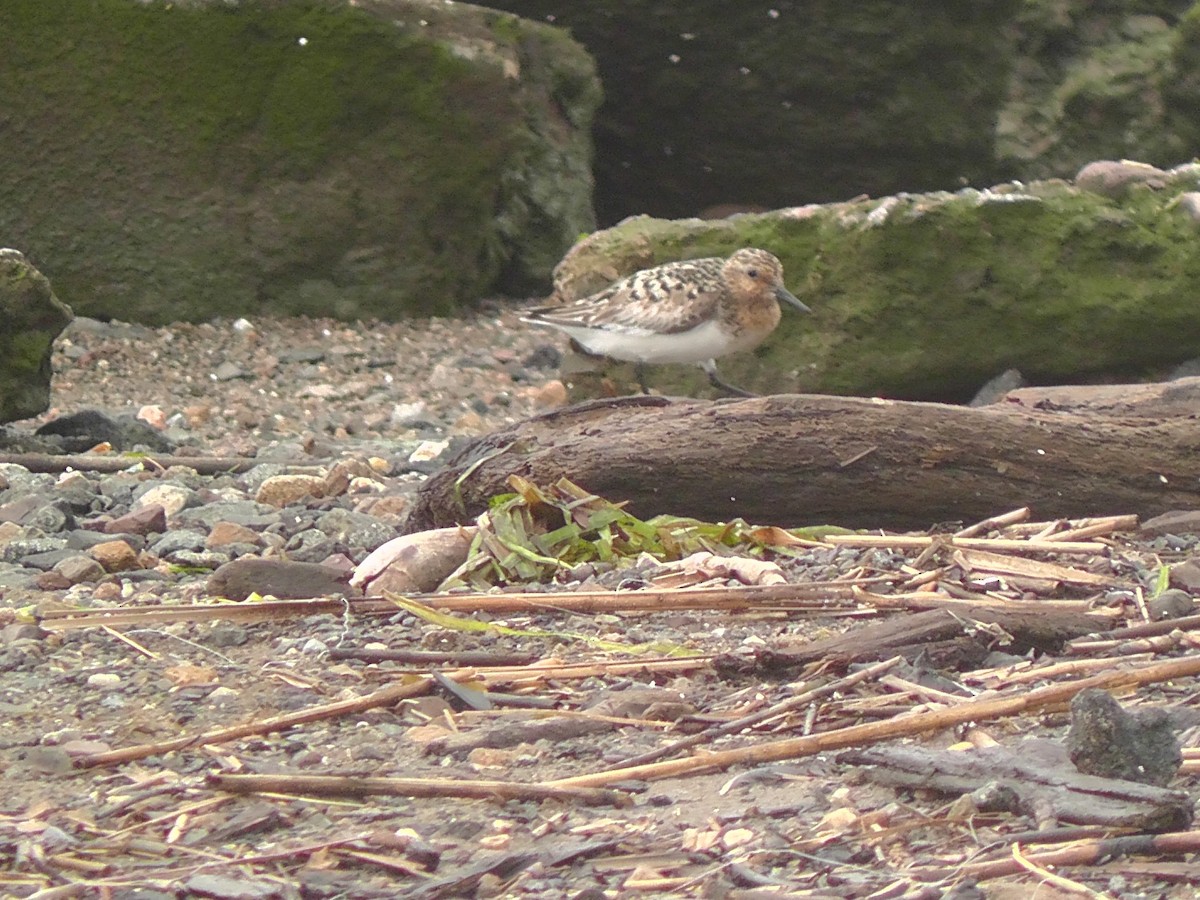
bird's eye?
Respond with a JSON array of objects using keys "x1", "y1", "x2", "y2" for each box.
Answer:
[{"x1": 747, "y1": 268, "x2": 759, "y2": 278}]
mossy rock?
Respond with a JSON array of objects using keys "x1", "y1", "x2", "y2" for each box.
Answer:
[
  {"x1": 546, "y1": 161, "x2": 1200, "y2": 402},
  {"x1": 0, "y1": 250, "x2": 73, "y2": 423},
  {"x1": 0, "y1": 0, "x2": 600, "y2": 324},
  {"x1": 482, "y1": 1, "x2": 1200, "y2": 224}
]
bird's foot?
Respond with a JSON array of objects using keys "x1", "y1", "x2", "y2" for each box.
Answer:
[{"x1": 704, "y1": 364, "x2": 757, "y2": 398}]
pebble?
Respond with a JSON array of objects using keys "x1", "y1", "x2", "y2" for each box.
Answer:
[
  {"x1": 86, "y1": 672, "x2": 122, "y2": 688},
  {"x1": 0, "y1": 314, "x2": 568, "y2": 616}
]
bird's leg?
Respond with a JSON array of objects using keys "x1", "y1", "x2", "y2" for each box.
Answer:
[
  {"x1": 702, "y1": 360, "x2": 757, "y2": 398},
  {"x1": 635, "y1": 362, "x2": 650, "y2": 394}
]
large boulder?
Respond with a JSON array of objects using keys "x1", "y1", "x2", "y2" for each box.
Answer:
[
  {"x1": 543, "y1": 160, "x2": 1200, "y2": 402},
  {"x1": 481, "y1": 1, "x2": 1200, "y2": 223},
  {"x1": 0, "y1": 250, "x2": 73, "y2": 424},
  {"x1": 0, "y1": 0, "x2": 600, "y2": 324}
]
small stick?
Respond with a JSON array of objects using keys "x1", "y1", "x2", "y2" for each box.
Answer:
[
  {"x1": 327, "y1": 647, "x2": 538, "y2": 666},
  {"x1": 208, "y1": 773, "x2": 629, "y2": 807},
  {"x1": 952, "y1": 548, "x2": 1122, "y2": 587},
  {"x1": 547, "y1": 654, "x2": 1200, "y2": 788},
  {"x1": 967, "y1": 654, "x2": 1155, "y2": 688},
  {"x1": 954, "y1": 507, "x2": 1030, "y2": 539},
  {"x1": 0, "y1": 451, "x2": 269, "y2": 475},
  {"x1": 41, "y1": 582, "x2": 884, "y2": 631},
  {"x1": 104, "y1": 796, "x2": 232, "y2": 839},
  {"x1": 911, "y1": 830, "x2": 1200, "y2": 883},
  {"x1": 75, "y1": 677, "x2": 433, "y2": 768},
  {"x1": 101, "y1": 625, "x2": 160, "y2": 660},
  {"x1": 879, "y1": 675, "x2": 966, "y2": 706},
  {"x1": 823, "y1": 535, "x2": 1106, "y2": 554},
  {"x1": 1044, "y1": 514, "x2": 1139, "y2": 542},
  {"x1": 1066, "y1": 613, "x2": 1200, "y2": 652},
  {"x1": 851, "y1": 587, "x2": 1092, "y2": 612},
  {"x1": 1009, "y1": 843, "x2": 1107, "y2": 897},
  {"x1": 609, "y1": 656, "x2": 904, "y2": 769}
]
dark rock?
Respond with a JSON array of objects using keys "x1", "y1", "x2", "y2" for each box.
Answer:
[
  {"x1": 207, "y1": 557, "x2": 359, "y2": 602},
  {"x1": 0, "y1": 495, "x2": 48, "y2": 525},
  {"x1": 521, "y1": 344, "x2": 563, "y2": 371},
  {"x1": 148, "y1": 530, "x2": 208, "y2": 556},
  {"x1": 0, "y1": 249, "x2": 73, "y2": 423},
  {"x1": 211, "y1": 361, "x2": 248, "y2": 382},
  {"x1": 22, "y1": 745, "x2": 73, "y2": 776},
  {"x1": 1142, "y1": 510, "x2": 1200, "y2": 537},
  {"x1": 35, "y1": 409, "x2": 175, "y2": 453},
  {"x1": 1168, "y1": 560, "x2": 1200, "y2": 593},
  {"x1": 1, "y1": 623, "x2": 46, "y2": 643},
  {"x1": 314, "y1": 508, "x2": 395, "y2": 553},
  {"x1": 34, "y1": 570, "x2": 73, "y2": 590},
  {"x1": 480, "y1": 2, "x2": 1019, "y2": 223},
  {"x1": 282, "y1": 529, "x2": 337, "y2": 563},
  {"x1": 53, "y1": 555, "x2": 107, "y2": 585},
  {"x1": 105, "y1": 504, "x2": 168, "y2": 536},
  {"x1": 207, "y1": 623, "x2": 250, "y2": 648},
  {"x1": 1067, "y1": 688, "x2": 1182, "y2": 787},
  {"x1": 1147, "y1": 589, "x2": 1196, "y2": 621},
  {"x1": 278, "y1": 347, "x2": 326, "y2": 365},
  {"x1": 183, "y1": 873, "x2": 281, "y2": 900},
  {"x1": 68, "y1": 530, "x2": 145, "y2": 552},
  {"x1": 15, "y1": 549, "x2": 80, "y2": 571}
]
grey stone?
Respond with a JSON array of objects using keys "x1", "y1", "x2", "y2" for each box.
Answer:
[
  {"x1": 149, "y1": 530, "x2": 208, "y2": 556},
  {"x1": 283, "y1": 529, "x2": 337, "y2": 563},
  {"x1": 34, "y1": 409, "x2": 174, "y2": 453},
  {"x1": 22, "y1": 745, "x2": 73, "y2": 776},
  {"x1": 207, "y1": 623, "x2": 250, "y2": 648},
  {"x1": 315, "y1": 507, "x2": 395, "y2": 552},
  {"x1": 0, "y1": 563, "x2": 39, "y2": 589},
  {"x1": 53, "y1": 555, "x2": 106, "y2": 584},
  {"x1": 1147, "y1": 589, "x2": 1195, "y2": 621},
  {"x1": 1067, "y1": 688, "x2": 1182, "y2": 787},
  {"x1": 1142, "y1": 510, "x2": 1200, "y2": 537},
  {"x1": 1168, "y1": 560, "x2": 1200, "y2": 593},
  {"x1": 165, "y1": 550, "x2": 230, "y2": 570},
  {"x1": 175, "y1": 502, "x2": 278, "y2": 530},
  {"x1": 0, "y1": 251, "x2": 72, "y2": 423},
  {"x1": 2, "y1": 539, "x2": 70, "y2": 565}
]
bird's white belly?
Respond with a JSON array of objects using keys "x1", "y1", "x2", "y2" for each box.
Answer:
[{"x1": 557, "y1": 319, "x2": 748, "y2": 364}]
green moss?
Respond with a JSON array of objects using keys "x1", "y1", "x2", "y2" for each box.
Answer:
[
  {"x1": 0, "y1": 0, "x2": 597, "y2": 322},
  {"x1": 556, "y1": 180, "x2": 1200, "y2": 402}
]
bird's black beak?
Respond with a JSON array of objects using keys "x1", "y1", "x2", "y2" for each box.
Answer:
[{"x1": 777, "y1": 286, "x2": 811, "y2": 314}]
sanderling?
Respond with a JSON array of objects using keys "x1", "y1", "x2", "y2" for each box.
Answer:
[{"x1": 521, "y1": 247, "x2": 810, "y2": 396}]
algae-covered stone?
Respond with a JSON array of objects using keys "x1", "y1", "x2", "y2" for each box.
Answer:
[
  {"x1": 547, "y1": 162, "x2": 1200, "y2": 402},
  {"x1": 483, "y1": 2, "x2": 1200, "y2": 224},
  {"x1": 997, "y1": 1, "x2": 1197, "y2": 179},
  {"x1": 482, "y1": 1, "x2": 1021, "y2": 222},
  {"x1": 0, "y1": 0, "x2": 600, "y2": 323},
  {"x1": 0, "y1": 249, "x2": 73, "y2": 424}
]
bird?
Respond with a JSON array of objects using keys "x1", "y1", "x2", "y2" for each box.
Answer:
[{"x1": 521, "y1": 247, "x2": 810, "y2": 397}]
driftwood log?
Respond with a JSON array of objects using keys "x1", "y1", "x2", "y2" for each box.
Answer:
[
  {"x1": 405, "y1": 380, "x2": 1200, "y2": 531},
  {"x1": 715, "y1": 605, "x2": 1111, "y2": 678},
  {"x1": 839, "y1": 741, "x2": 1193, "y2": 832}
]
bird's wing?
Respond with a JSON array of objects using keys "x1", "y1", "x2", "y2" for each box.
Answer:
[{"x1": 524, "y1": 259, "x2": 723, "y2": 335}]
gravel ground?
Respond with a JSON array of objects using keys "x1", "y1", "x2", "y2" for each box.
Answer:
[
  {"x1": 45, "y1": 310, "x2": 568, "y2": 455},
  {"x1": 0, "y1": 313, "x2": 1198, "y2": 898}
]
